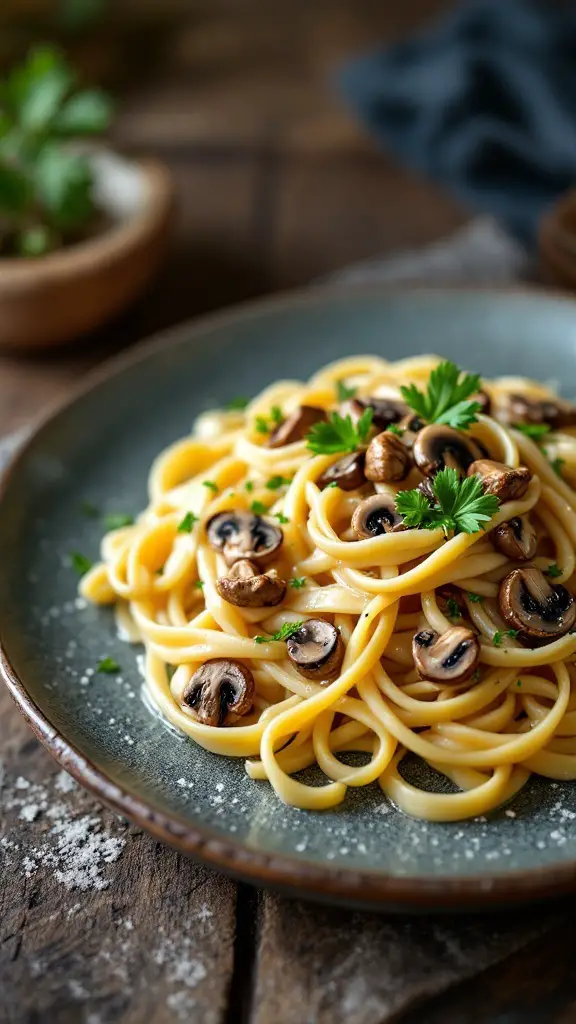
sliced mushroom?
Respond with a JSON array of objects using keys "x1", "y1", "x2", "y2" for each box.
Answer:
[
  {"x1": 286, "y1": 619, "x2": 344, "y2": 682},
  {"x1": 341, "y1": 397, "x2": 407, "y2": 431},
  {"x1": 413, "y1": 425, "x2": 484, "y2": 477},
  {"x1": 490, "y1": 516, "x2": 537, "y2": 562},
  {"x1": 182, "y1": 659, "x2": 254, "y2": 726},
  {"x1": 206, "y1": 510, "x2": 283, "y2": 566},
  {"x1": 499, "y1": 393, "x2": 576, "y2": 430},
  {"x1": 216, "y1": 559, "x2": 286, "y2": 607},
  {"x1": 397, "y1": 412, "x2": 426, "y2": 449},
  {"x1": 365, "y1": 431, "x2": 411, "y2": 483},
  {"x1": 317, "y1": 451, "x2": 366, "y2": 491},
  {"x1": 351, "y1": 493, "x2": 405, "y2": 538},
  {"x1": 412, "y1": 626, "x2": 480, "y2": 685},
  {"x1": 267, "y1": 405, "x2": 326, "y2": 448},
  {"x1": 417, "y1": 477, "x2": 436, "y2": 502},
  {"x1": 499, "y1": 566, "x2": 576, "y2": 642},
  {"x1": 471, "y1": 389, "x2": 491, "y2": 416},
  {"x1": 436, "y1": 584, "x2": 466, "y2": 620},
  {"x1": 467, "y1": 459, "x2": 532, "y2": 502}
]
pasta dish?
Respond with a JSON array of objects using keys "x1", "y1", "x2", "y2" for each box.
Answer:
[{"x1": 80, "y1": 355, "x2": 576, "y2": 821}]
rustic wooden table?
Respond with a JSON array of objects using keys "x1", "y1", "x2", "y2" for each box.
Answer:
[{"x1": 2, "y1": 3, "x2": 576, "y2": 1022}]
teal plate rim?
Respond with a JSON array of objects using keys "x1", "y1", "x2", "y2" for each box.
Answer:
[{"x1": 3, "y1": 281, "x2": 576, "y2": 912}]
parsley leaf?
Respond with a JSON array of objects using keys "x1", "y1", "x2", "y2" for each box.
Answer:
[
  {"x1": 226, "y1": 396, "x2": 249, "y2": 411},
  {"x1": 203, "y1": 480, "x2": 218, "y2": 493},
  {"x1": 244, "y1": 481, "x2": 254, "y2": 492},
  {"x1": 177, "y1": 511, "x2": 198, "y2": 533},
  {"x1": 386, "y1": 423, "x2": 403, "y2": 436},
  {"x1": 266, "y1": 475, "x2": 292, "y2": 490},
  {"x1": 250, "y1": 500, "x2": 268, "y2": 515},
  {"x1": 306, "y1": 408, "x2": 373, "y2": 455},
  {"x1": 270, "y1": 405, "x2": 283, "y2": 425},
  {"x1": 275, "y1": 513, "x2": 290, "y2": 524},
  {"x1": 255, "y1": 416, "x2": 270, "y2": 435},
  {"x1": 552, "y1": 457, "x2": 565, "y2": 477},
  {"x1": 400, "y1": 361, "x2": 482, "y2": 429},
  {"x1": 289, "y1": 577, "x2": 306, "y2": 589},
  {"x1": 493, "y1": 629, "x2": 519, "y2": 647},
  {"x1": 467, "y1": 592, "x2": 484, "y2": 603},
  {"x1": 70, "y1": 551, "x2": 92, "y2": 576},
  {"x1": 446, "y1": 597, "x2": 462, "y2": 621},
  {"x1": 336, "y1": 380, "x2": 357, "y2": 402},
  {"x1": 517, "y1": 679, "x2": 523, "y2": 688},
  {"x1": 104, "y1": 513, "x2": 134, "y2": 531},
  {"x1": 97, "y1": 656, "x2": 120, "y2": 674},
  {"x1": 396, "y1": 467, "x2": 500, "y2": 535},
  {"x1": 513, "y1": 423, "x2": 550, "y2": 440},
  {"x1": 546, "y1": 563, "x2": 563, "y2": 578},
  {"x1": 254, "y1": 621, "x2": 305, "y2": 644},
  {"x1": 194, "y1": 579, "x2": 204, "y2": 590}
]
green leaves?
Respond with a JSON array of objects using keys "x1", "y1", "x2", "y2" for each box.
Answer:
[
  {"x1": 97, "y1": 656, "x2": 121, "y2": 674},
  {"x1": 545, "y1": 563, "x2": 563, "y2": 579},
  {"x1": 53, "y1": 90, "x2": 113, "y2": 135},
  {"x1": 0, "y1": 163, "x2": 30, "y2": 213},
  {"x1": 250, "y1": 500, "x2": 268, "y2": 515},
  {"x1": 104, "y1": 513, "x2": 134, "y2": 531},
  {"x1": 226, "y1": 396, "x2": 249, "y2": 411},
  {"x1": 177, "y1": 511, "x2": 198, "y2": 533},
  {"x1": 35, "y1": 146, "x2": 93, "y2": 229},
  {"x1": 400, "y1": 361, "x2": 482, "y2": 430},
  {"x1": 493, "y1": 629, "x2": 519, "y2": 647},
  {"x1": 69, "y1": 550, "x2": 92, "y2": 575},
  {"x1": 396, "y1": 467, "x2": 500, "y2": 536},
  {"x1": 306, "y1": 408, "x2": 373, "y2": 455},
  {"x1": 336, "y1": 380, "x2": 357, "y2": 402},
  {"x1": 513, "y1": 422, "x2": 550, "y2": 440},
  {"x1": 254, "y1": 621, "x2": 304, "y2": 644},
  {"x1": 9, "y1": 46, "x2": 73, "y2": 133}
]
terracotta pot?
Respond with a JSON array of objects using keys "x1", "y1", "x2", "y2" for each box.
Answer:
[
  {"x1": 539, "y1": 188, "x2": 576, "y2": 290},
  {"x1": 0, "y1": 151, "x2": 174, "y2": 351}
]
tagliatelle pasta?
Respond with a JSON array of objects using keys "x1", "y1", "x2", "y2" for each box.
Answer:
[{"x1": 80, "y1": 354, "x2": 576, "y2": 821}]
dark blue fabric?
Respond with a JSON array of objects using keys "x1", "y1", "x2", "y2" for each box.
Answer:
[{"x1": 339, "y1": 0, "x2": 576, "y2": 241}]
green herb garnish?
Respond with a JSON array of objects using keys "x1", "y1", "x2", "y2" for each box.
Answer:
[
  {"x1": 255, "y1": 416, "x2": 270, "y2": 435},
  {"x1": 400, "y1": 361, "x2": 482, "y2": 430},
  {"x1": 270, "y1": 405, "x2": 283, "y2": 425},
  {"x1": 327, "y1": 481, "x2": 339, "y2": 488},
  {"x1": 104, "y1": 513, "x2": 134, "y2": 531},
  {"x1": 177, "y1": 511, "x2": 198, "y2": 533},
  {"x1": 80, "y1": 501, "x2": 99, "y2": 518},
  {"x1": 266, "y1": 475, "x2": 292, "y2": 490},
  {"x1": 446, "y1": 597, "x2": 462, "y2": 621},
  {"x1": 472, "y1": 668, "x2": 481, "y2": 683},
  {"x1": 226, "y1": 397, "x2": 249, "y2": 411},
  {"x1": 97, "y1": 656, "x2": 120, "y2": 674},
  {"x1": 275, "y1": 513, "x2": 290, "y2": 524},
  {"x1": 244, "y1": 481, "x2": 254, "y2": 492},
  {"x1": 203, "y1": 480, "x2": 218, "y2": 493},
  {"x1": 250, "y1": 500, "x2": 268, "y2": 515},
  {"x1": 336, "y1": 380, "x2": 357, "y2": 402},
  {"x1": 254, "y1": 621, "x2": 305, "y2": 644},
  {"x1": 70, "y1": 551, "x2": 92, "y2": 576},
  {"x1": 552, "y1": 457, "x2": 565, "y2": 477},
  {"x1": 517, "y1": 679, "x2": 523, "y2": 688},
  {"x1": 289, "y1": 577, "x2": 306, "y2": 589},
  {"x1": 546, "y1": 563, "x2": 563, "y2": 579},
  {"x1": 493, "y1": 629, "x2": 519, "y2": 647},
  {"x1": 467, "y1": 592, "x2": 484, "y2": 603},
  {"x1": 513, "y1": 423, "x2": 551, "y2": 440},
  {"x1": 386, "y1": 423, "x2": 403, "y2": 436},
  {"x1": 194, "y1": 580, "x2": 204, "y2": 590},
  {"x1": 396, "y1": 467, "x2": 499, "y2": 536},
  {"x1": 306, "y1": 408, "x2": 373, "y2": 455}
]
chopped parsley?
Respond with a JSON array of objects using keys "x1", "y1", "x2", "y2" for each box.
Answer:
[
  {"x1": 250, "y1": 500, "x2": 268, "y2": 515},
  {"x1": 551, "y1": 457, "x2": 565, "y2": 477},
  {"x1": 254, "y1": 621, "x2": 305, "y2": 644},
  {"x1": 255, "y1": 416, "x2": 270, "y2": 435},
  {"x1": 244, "y1": 481, "x2": 254, "y2": 492},
  {"x1": 336, "y1": 380, "x2": 357, "y2": 402},
  {"x1": 400, "y1": 361, "x2": 482, "y2": 430},
  {"x1": 69, "y1": 551, "x2": 92, "y2": 576},
  {"x1": 396, "y1": 467, "x2": 500, "y2": 536},
  {"x1": 327, "y1": 481, "x2": 339, "y2": 488},
  {"x1": 289, "y1": 577, "x2": 306, "y2": 589},
  {"x1": 275, "y1": 512, "x2": 290, "y2": 524},
  {"x1": 306, "y1": 408, "x2": 373, "y2": 455},
  {"x1": 177, "y1": 511, "x2": 198, "y2": 533},
  {"x1": 97, "y1": 656, "x2": 121, "y2": 674},
  {"x1": 203, "y1": 480, "x2": 218, "y2": 493},
  {"x1": 467, "y1": 592, "x2": 484, "y2": 603},
  {"x1": 517, "y1": 679, "x2": 523, "y2": 688},
  {"x1": 80, "y1": 501, "x2": 99, "y2": 518},
  {"x1": 226, "y1": 396, "x2": 249, "y2": 411},
  {"x1": 513, "y1": 423, "x2": 550, "y2": 440},
  {"x1": 446, "y1": 597, "x2": 462, "y2": 621},
  {"x1": 104, "y1": 513, "x2": 134, "y2": 531},
  {"x1": 545, "y1": 563, "x2": 563, "y2": 578},
  {"x1": 386, "y1": 423, "x2": 403, "y2": 436},
  {"x1": 194, "y1": 579, "x2": 205, "y2": 590},
  {"x1": 471, "y1": 668, "x2": 481, "y2": 683},
  {"x1": 266, "y1": 475, "x2": 292, "y2": 490},
  {"x1": 270, "y1": 405, "x2": 283, "y2": 425},
  {"x1": 493, "y1": 629, "x2": 519, "y2": 647}
]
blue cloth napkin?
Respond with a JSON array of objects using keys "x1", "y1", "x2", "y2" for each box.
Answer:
[{"x1": 339, "y1": 0, "x2": 576, "y2": 242}]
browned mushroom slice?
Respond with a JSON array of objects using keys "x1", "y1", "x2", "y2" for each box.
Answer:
[
  {"x1": 286, "y1": 619, "x2": 344, "y2": 682},
  {"x1": 267, "y1": 405, "x2": 326, "y2": 448},
  {"x1": 413, "y1": 425, "x2": 484, "y2": 477},
  {"x1": 499, "y1": 566, "x2": 576, "y2": 642},
  {"x1": 353, "y1": 397, "x2": 408, "y2": 431},
  {"x1": 417, "y1": 477, "x2": 436, "y2": 501},
  {"x1": 467, "y1": 459, "x2": 532, "y2": 502},
  {"x1": 490, "y1": 516, "x2": 537, "y2": 561},
  {"x1": 216, "y1": 558, "x2": 286, "y2": 607},
  {"x1": 206, "y1": 510, "x2": 283, "y2": 566},
  {"x1": 412, "y1": 626, "x2": 480, "y2": 685},
  {"x1": 470, "y1": 389, "x2": 491, "y2": 416},
  {"x1": 396, "y1": 412, "x2": 426, "y2": 449},
  {"x1": 317, "y1": 451, "x2": 366, "y2": 491},
  {"x1": 365, "y1": 431, "x2": 411, "y2": 483},
  {"x1": 351, "y1": 493, "x2": 405, "y2": 538},
  {"x1": 182, "y1": 659, "x2": 254, "y2": 726},
  {"x1": 499, "y1": 393, "x2": 576, "y2": 430}
]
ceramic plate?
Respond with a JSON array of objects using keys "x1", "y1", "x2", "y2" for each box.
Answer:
[{"x1": 4, "y1": 286, "x2": 576, "y2": 912}]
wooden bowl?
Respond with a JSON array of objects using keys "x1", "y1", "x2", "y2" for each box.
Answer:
[{"x1": 0, "y1": 152, "x2": 173, "y2": 351}]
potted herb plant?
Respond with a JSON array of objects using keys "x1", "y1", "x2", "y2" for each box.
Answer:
[{"x1": 0, "y1": 45, "x2": 172, "y2": 349}]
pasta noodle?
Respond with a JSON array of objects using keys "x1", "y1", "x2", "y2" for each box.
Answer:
[{"x1": 80, "y1": 354, "x2": 576, "y2": 821}]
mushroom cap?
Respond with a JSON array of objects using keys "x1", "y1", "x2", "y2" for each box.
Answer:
[
  {"x1": 364, "y1": 431, "x2": 411, "y2": 483},
  {"x1": 182, "y1": 659, "x2": 255, "y2": 726},
  {"x1": 499, "y1": 393, "x2": 576, "y2": 429},
  {"x1": 286, "y1": 619, "x2": 344, "y2": 682},
  {"x1": 267, "y1": 405, "x2": 326, "y2": 448},
  {"x1": 467, "y1": 459, "x2": 531, "y2": 502},
  {"x1": 413, "y1": 425, "x2": 484, "y2": 477},
  {"x1": 206, "y1": 510, "x2": 283, "y2": 566},
  {"x1": 490, "y1": 516, "x2": 537, "y2": 562},
  {"x1": 499, "y1": 566, "x2": 576, "y2": 642},
  {"x1": 353, "y1": 397, "x2": 408, "y2": 431},
  {"x1": 412, "y1": 626, "x2": 480, "y2": 685},
  {"x1": 216, "y1": 559, "x2": 286, "y2": 607},
  {"x1": 472, "y1": 389, "x2": 492, "y2": 416},
  {"x1": 351, "y1": 493, "x2": 405, "y2": 539},
  {"x1": 317, "y1": 451, "x2": 366, "y2": 491}
]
